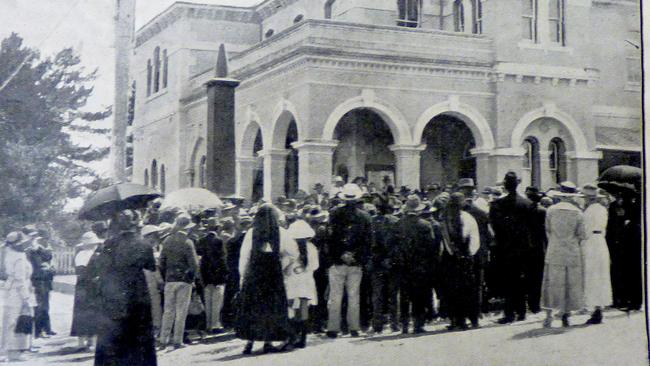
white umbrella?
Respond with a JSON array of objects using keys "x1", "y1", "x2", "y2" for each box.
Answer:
[{"x1": 160, "y1": 188, "x2": 224, "y2": 212}]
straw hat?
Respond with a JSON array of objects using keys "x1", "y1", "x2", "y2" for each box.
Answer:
[
  {"x1": 288, "y1": 220, "x2": 316, "y2": 240},
  {"x1": 338, "y1": 183, "x2": 363, "y2": 201}
]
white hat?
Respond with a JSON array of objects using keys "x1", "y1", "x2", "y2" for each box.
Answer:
[
  {"x1": 78, "y1": 231, "x2": 102, "y2": 247},
  {"x1": 288, "y1": 220, "x2": 316, "y2": 240},
  {"x1": 333, "y1": 176, "x2": 344, "y2": 183},
  {"x1": 338, "y1": 183, "x2": 363, "y2": 201}
]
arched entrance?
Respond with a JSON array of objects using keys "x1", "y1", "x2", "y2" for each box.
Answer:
[
  {"x1": 419, "y1": 114, "x2": 477, "y2": 188},
  {"x1": 332, "y1": 108, "x2": 396, "y2": 189},
  {"x1": 251, "y1": 130, "x2": 264, "y2": 202},
  {"x1": 284, "y1": 120, "x2": 299, "y2": 197}
]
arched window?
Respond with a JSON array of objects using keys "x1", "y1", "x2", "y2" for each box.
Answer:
[
  {"x1": 265, "y1": 29, "x2": 275, "y2": 38},
  {"x1": 549, "y1": 138, "x2": 566, "y2": 186},
  {"x1": 162, "y1": 49, "x2": 169, "y2": 89},
  {"x1": 397, "y1": 0, "x2": 421, "y2": 28},
  {"x1": 293, "y1": 14, "x2": 304, "y2": 24},
  {"x1": 472, "y1": 0, "x2": 483, "y2": 34},
  {"x1": 199, "y1": 155, "x2": 207, "y2": 188},
  {"x1": 160, "y1": 164, "x2": 166, "y2": 194},
  {"x1": 523, "y1": 137, "x2": 540, "y2": 188},
  {"x1": 146, "y1": 59, "x2": 152, "y2": 96},
  {"x1": 144, "y1": 169, "x2": 149, "y2": 186},
  {"x1": 454, "y1": 0, "x2": 465, "y2": 32},
  {"x1": 151, "y1": 160, "x2": 158, "y2": 188},
  {"x1": 153, "y1": 47, "x2": 161, "y2": 93},
  {"x1": 324, "y1": 0, "x2": 335, "y2": 19}
]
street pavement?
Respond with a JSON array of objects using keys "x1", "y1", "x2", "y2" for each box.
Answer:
[{"x1": 11, "y1": 292, "x2": 649, "y2": 366}]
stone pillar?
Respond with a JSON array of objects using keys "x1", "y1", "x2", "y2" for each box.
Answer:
[
  {"x1": 259, "y1": 149, "x2": 290, "y2": 200},
  {"x1": 205, "y1": 44, "x2": 240, "y2": 197},
  {"x1": 292, "y1": 140, "x2": 338, "y2": 194},
  {"x1": 538, "y1": 149, "x2": 553, "y2": 190},
  {"x1": 389, "y1": 144, "x2": 426, "y2": 190},
  {"x1": 490, "y1": 148, "x2": 526, "y2": 192},
  {"x1": 571, "y1": 151, "x2": 602, "y2": 187},
  {"x1": 236, "y1": 156, "x2": 257, "y2": 201},
  {"x1": 472, "y1": 149, "x2": 492, "y2": 190}
]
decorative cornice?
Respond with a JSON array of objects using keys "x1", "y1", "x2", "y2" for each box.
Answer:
[{"x1": 493, "y1": 62, "x2": 599, "y2": 86}]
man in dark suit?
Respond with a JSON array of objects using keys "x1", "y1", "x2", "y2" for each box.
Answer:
[
  {"x1": 524, "y1": 186, "x2": 547, "y2": 314},
  {"x1": 489, "y1": 172, "x2": 533, "y2": 323}
]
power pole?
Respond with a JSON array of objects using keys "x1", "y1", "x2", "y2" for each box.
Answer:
[{"x1": 111, "y1": 0, "x2": 136, "y2": 182}]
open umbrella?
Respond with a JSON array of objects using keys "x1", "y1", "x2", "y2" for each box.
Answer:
[
  {"x1": 597, "y1": 165, "x2": 642, "y2": 195},
  {"x1": 160, "y1": 188, "x2": 224, "y2": 212},
  {"x1": 79, "y1": 183, "x2": 161, "y2": 221}
]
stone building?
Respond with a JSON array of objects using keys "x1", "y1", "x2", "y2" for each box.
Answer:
[{"x1": 130, "y1": 0, "x2": 641, "y2": 200}]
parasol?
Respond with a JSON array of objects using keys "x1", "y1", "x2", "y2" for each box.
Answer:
[
  {"x1": 597, "y1": 165, "x2": 642, "y2": 195},
  {"x1": 79, "y1": 183, "x2": 161, "y2": 221},
  {"x1": 160, "y1": 188, "x2": 224, "y2": 212}
]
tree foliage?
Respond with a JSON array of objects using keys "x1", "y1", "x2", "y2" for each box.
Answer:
[{"x1": 0, "y1": 33, "x2": 111, "y2": 235}]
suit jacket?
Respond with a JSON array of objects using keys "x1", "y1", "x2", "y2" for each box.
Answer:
[
  {"x1": 327, "y1": 204, "x2": 373, "y2": 266},
  {"x1": 370, "y1": 214, "x2": 399, "y2": 272},
  {"x1": 394, "y1": 214, "x2": 436, "y2": 280},
  {"x1": 195, "y1": 232, "x2": 227, "y2": 285},
  {"x1": 159, "y1": 231, "x2": 200, "y2": 283},
  {"x1": 489, "y1": 192, "x2": 533, "y2": 260}
]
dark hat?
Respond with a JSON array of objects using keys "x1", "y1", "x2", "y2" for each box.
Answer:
[
  {"x1": 559, "y1": 181, "x2": 578, "y2": 194},
  {"x1": 503, "y1": 171, "x2": 520, "y2": 185},
  {"x1": 525, "y1": 186, "x2": 540, "y2": 194},
  {"x1": 427, "y1": 183, "x2": 441, "y2": 191},
  {"x1": 313, "y1": 183, "x2": 324, "y2": 189},
  {"x1": 457, "y1": 178, "x2": 475, "y2": 189},
  {"x1": 403, "y1": 195, "x2": 425, "y2": 213}
]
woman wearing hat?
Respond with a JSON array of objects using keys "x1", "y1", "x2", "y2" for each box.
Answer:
[
  {"x1": 236, "y1": 204, "x2": 299, "y2": 354},
  {"x1": 581, "y1": 184, "x2": 612, "y2": 324},
  {"x1": 0, "y1": 232, "x2": 36, "y2": 362},
  {"x1": 283, "y1": 220, "x2": 320, "y2": 349},
  {"x1": 540, "y1": 183, "x2": 587, "y2": 328},
  {"x1": 70, "y1": 232, "x2": 103, "y2": 350}
]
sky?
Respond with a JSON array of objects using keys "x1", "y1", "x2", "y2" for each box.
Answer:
[{"x1": 0, "y1": 0, "x2": 262, "y2": 177}]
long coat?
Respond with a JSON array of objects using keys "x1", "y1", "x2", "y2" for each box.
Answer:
[
  {"x1": 93, "y1": 231, "x2": 157, "y2": 366},
  {"x1": 70, "y1": 247, "x2": 102, "y2": 337},
  {"x1": 0, "y1": 247, "x2": 35, "y2": 352},
  {"x1": 541, "y1": 201, "x2": 587, "y2": 312},
  {"x1": 581, "y1": 202, "x2": 612, "y2": 308}
]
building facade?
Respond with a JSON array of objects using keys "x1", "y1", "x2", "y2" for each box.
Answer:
[{"x1": 130, "y1": 0, "x2": 641, "y2": 200}]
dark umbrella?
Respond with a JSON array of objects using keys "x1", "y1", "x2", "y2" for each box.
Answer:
[
  {"x1": 597, "y1": 165, "x2": 642, "y2": 195},
  {"x1": 79, "y1": 183, "x2": 161, "y2": 221}
]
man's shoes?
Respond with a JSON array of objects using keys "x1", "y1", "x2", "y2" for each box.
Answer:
[
  {"x1": 210, "y1": 328, "x2": 224, "y2": 335},
  {"x1": 262, "y1": 343, "x2": 281, "y2": 354},
  {"x1": 390, "y1": 324, "x2": 401, "y2": 333},
  {"x1": 172, "y1": 343, "x2": 186, "y2": 350},
  {"x1": 497, "y1": 317, "x2": 515, "y2": 324},
  {"x1": 586, "y1": 309, "x2": 603, "y2": 325},
  {"x1": 413, "y1": 327, "x2": 426, "y2": 334},
  {"x1": 242, "y1": 342, "x2": 253, "y2": 355},
  {"x1": 45, "y1": 330, "x2": 57, "y2": 336},
  {"x1": 325, "y1": 331, "x2": 338, "y2": 339},
  {"x1": 561, "y1": 314, "x2": 570, "y2": 328},
  {"x1": 349, "y1": 330, "x2": 360, "y2": 337},
  {"x1": 543, "y1": 317, "x2": 553, "y2": 328}
]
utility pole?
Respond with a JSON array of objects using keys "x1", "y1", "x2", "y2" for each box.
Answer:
[{"x1": 111, "y1": 0, "x2": 136, "y2": 182}]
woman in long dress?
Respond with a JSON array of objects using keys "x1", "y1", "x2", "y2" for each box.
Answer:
[
  {"x1": 541, "y1": 185, "x2": 587, "y2": 328},
  {"x1": 284, "y1": 219, "x2": 319, "y2": 349},
  {"x1": 236, "y1": 204, "x2": 299, "y2": 355},
  {"x1": 0, "y1": 232, "x2": 36, "y2": 362},
  {"x1": 70, "y1": 231, "x2": 103, "y2": 350},
  {"x1": 581, "y1": 184, "x2": 612, "y2": 324}
]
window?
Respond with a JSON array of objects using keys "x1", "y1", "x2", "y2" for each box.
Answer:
[
  {"x1": 160, "y1": 164, "x2": 166, "y2": 194},
  {"x1": 144, "y1": 169, "x2": 149, "y2": 186},
  {"x1": 162, "y1": 49, "x2": 168, "y2": 89},
  {"x1": 549, "y1": 138, "x2": 566, "y2": 186},
  {"x1": 151, "y1": 160, "x2": 158, "y2": 188},
  {"x1": 324, "y1": 0, "x2": 335, "y2": 19},
  {"x1": 522, "y1": 0, "x2": 538, "y2": 42},
  {"x1": 397, "y1": 0, "x2": 421, "y2": 28},
  {"x1": 472, "y1": 0, "x2": 483, "y2": 34},
  {"x1": 454, "y1": 0, "x2": 465, "y2": 32},
  {"x1": 153, "y1": 47, "x2": 161, "y2": 93},
  {"x1": 548, "y1": 0, "x2": 565, "y2": 45},
  {"x1": 265, "y1": 29, "x2": 275, "y2": 38},
  {"x1": 523, "y1": 137, "x2": 540, "y2": 188},
  {"x1": 293, "y1": 14, "x2": 304, "y2": 24},
  {"x1": 146, "y1": 59, "x2": 152, "y2": 97},
  {"x1": 199, "y1": 155, "x2": 207, "y2": 188}
]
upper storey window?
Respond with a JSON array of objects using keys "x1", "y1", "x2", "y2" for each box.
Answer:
[
  {"x1": 454, "y1": 0, "x2": 483, "y2": 34},
  {"x1": 147, "y1": 46, "x2": 169, "y2": 98},
  {"x1": 521, "y1": 0, "x2": 566, "y2": 47},
  {"x1": 548, "y1": 0, "x2": 565, "y2": 45},
  {"x1": 522, "y1": 0, "x2": 538, "y2": 42},
  {"x1": 324, "y1": 0, "x2": 335, "y2": 19},
  {"x1": 454, "y1": 0, "x2": 465, "y2": 32},
  {"x1": 397, "y1": 0, "x2": 421, "y2": 28}
]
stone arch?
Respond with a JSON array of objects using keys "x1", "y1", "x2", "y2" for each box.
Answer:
[
  {"x1": 239, "y1": 120, "x2": 265, "y2": 157},
  {"x1": 270, "y1": 100, "x2": 302, "y2": 149},
  {"x1": 322, "y1": 95, "x2": 413, "y2": 145},
  {"x1": 511, "y1": 105, "x2": 588, "y2": 154},
  {"x1": 413, "y1": 100, "x2": 495, "y2": 151}
]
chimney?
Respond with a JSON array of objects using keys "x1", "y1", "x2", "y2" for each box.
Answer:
[{"x1": 205, "y1": 44, "x2": 240, "y2": 196}]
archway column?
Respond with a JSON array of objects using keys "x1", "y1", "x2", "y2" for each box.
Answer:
[
  {"x1": 570, "y1": 151, "x2": 602, "y2": 187},
  {"x1": 236, "y1": 156, "x2": 257, "y2": 201},
  {"x1": 490, "y1": 148, "x2": 526, "y2": 191},
  {"x1": 538, "y1": 149, "x2": 553, "y2": 190},
  {"x1": 258, "y1": 149, "x2": 290, "y2": 200},
  {"x1": 292, "y1": 140, "x2": 339, "y2": 194},
  {"x1": 471, "y1": 148, "x2": 492, "y2": 190},
  {"x1": 389, "y1": 144, "x2": 426, "y2": 190}
]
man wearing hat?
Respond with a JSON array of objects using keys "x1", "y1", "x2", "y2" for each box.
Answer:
[
  {"x1": 524, "y1": 186, "x2": 547, "y2": 314},
  {"x1": 330, "y1": 176, "x2": 345, "y2": 197},
  {"x1": 489, "y1": 172, "x2": 534, "y2": 324},
  {"x1": 222, "y1": 214, "x2": 252, "y2": 329},
  {"x1": 25, "y1": 230, "x2": 56, "y2": 338},
  {"x1": 393, "y1": 195, "x2": 436, "y2": 334},
  {"x1": 326, "y1": 184, "x2": 372, "y2": 338},
  {"x1": 195, "y1": 218, "x2": 227, "y2": 334},
  {"x1": 158, "y1": 214, "x2": 200, "y2": 350}
]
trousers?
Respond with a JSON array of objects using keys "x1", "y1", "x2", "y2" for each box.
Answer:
[
  {"x1": 327, "y1": 265, "x2": 362, "y2": 332},
  {"x1": 204, "y1": 284, "x2": 225, "y2": 330},
  {"x1": 159, "y1": 282, "x2": 192, "y2": 345}
]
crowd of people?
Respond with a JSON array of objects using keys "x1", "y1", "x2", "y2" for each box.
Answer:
[{"x1": 0, "y1": 170, "x2": 642, "y2": 365}]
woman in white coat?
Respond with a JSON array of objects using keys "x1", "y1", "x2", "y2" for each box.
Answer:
[
  {"x1": 0, "y1": 232, "x2": 36, "y2": 362},
  {"x1": 581, "y1": 184, "x2": 612, "y2": 324},
  {"x1": 284, "y1": 220, "x2": 319, "y2": 349}
]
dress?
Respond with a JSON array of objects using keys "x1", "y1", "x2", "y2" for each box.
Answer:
[
  {"x1": 236, "y1": 228, "x2": 299, "y2": 341},
  {"x1": 0, "y1": 247, "x2": 35, "y2": 353},
  {"x1": 70, "y1": 248, "x2": 101, "y2": 337},
  {"x1": 541, "y1": 202, "x2": 587, "y2": 312},
  {"x1": 93, "y1": 231, "x2": 157, "y2": 366},
  {"x1": 284, "y1": 242, "x2": 320, "y2": 305},
  {"x1": 582, "y1": 203, "x2": 612, "y2": 308}
]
